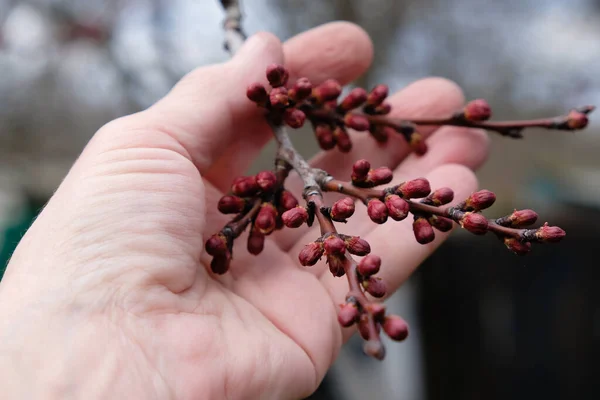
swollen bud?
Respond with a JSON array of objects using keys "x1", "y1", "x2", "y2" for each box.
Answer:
[
  {"x1": 246, "y1": 82, "x2": 268, "y2": 104},
  {"x1": 255, "y1": 171, "x2": 277, "y2": 192},
  {"x1": 217, "y1": 195, "x2": 246, "y2": 214},
  {"x1": 312, "y1": 79, "x2": 342, "y2": 102},
  {"x1": 460, "y1": 212, "x2": 488, "y2": 235},
  {"x1": 351, "y1": 159, "x2": 371, "y2": 182},
  {"x1": 366, "y1": 84, "x2": 388, "y2": 106},
  {"x1": 398, "y1": 178, "x2": 431, "y2": 199},
  {"x1": 498, "y1": 209, "x2": 538, "y2": 228},
  {"x1": 365, "y1": 303, "x2": 386, "y2": 321},
  {"x1": 535, "y1": 224, "x2": 566, "y2": 243},
  {"x1": 427, "y1": 187, "x2": 454, "y2": 206},
  {"x1": 210, "y1": 253, "x2": 231, "y2": 275},
  {"x1": 288, "y1": 77, "x2": 312, "y2": 102},
  {"x1": 281, "y1": 206, "x2": 308, "y2": 228},
  {"x1": 333, "y1": 126, "x2": 352, "y2": 153},
  {"x1": 328, "y1": 255, "x2": 346, "y2": 277},
  {"x1": 269, "y1": 87, "x2": 289, "y2": 108},
  {"x1": 385, "y1": 194, "x2": 409, "y2": 221},
  {"x1": 566, "y1": 110, "x2": 588, "y2": 129},
  {"x1": 368, "y1": 167, "x2": 393, "y2": 186},
  {"x1": 283, "y1": 108, "x2": 306, "y2": 128},
  {"x1": 247, "y1": 229, "x2": 265, "y2": 255},
  {"x1": 367, "y1": 199, "x2": 388, "y2": 224},
  {"x1": 363, "y1": 340, "x2": 386, "y2": 360},
  {"x1": 383, "y1": 315, "x2": 409, "y2": 341},
  {"x1": 463, "y1": 99, "x2": 492, "y2": 121},
  {"x1": 324, "y1": 235, "x2": 346, "y2": 256},
  {"x1": 331, "y1": 197, "x2": 355, "y2": 221},
  {"x1": 357, "y1": 254, "x2": 381, "y2": 277},
  {"x1": 254, "y1": 203, "x2": 278, "y2": 235},
  {"x1": 504, "y1": 237, "x2": 531, "y2": 256},
  {"x1": 464, "y1": 190, "x2": 496, "y2": 211},
  {"x1": 231, "y1": 176, "x2": 259, "y2": 197},
  {"x1": 345, "y1": 236, "x2": 371, "y2": 256},
  {"x1": 315, "y1": 125, "x2": 336, "y2": 150},
  {"x1": 344, "y1": 113, "x2": 370, "y2": 131},
  {"x1": 363, "y1": 277, "x2": 386, "y2": 298},
  {"x1": 413, "y1": 217, "x2": 435, "y2": 244},
  {"x1": 409, "y1": 132, "x2": 428, "y2": 155},
  {"x1": 265, "y1": 64, "x2": 289, "y2": 88},
  {"x1": 298, "y1": 242, "x2": 324, "y2": 266},
  {"x1": 279, "y1": 190, "x2": 299, "y2": 210},
  {"x1": 338, "y1": 303, "x2": 360, "y2": 327},
  {"x1": 338, "y1": 87, "x2": 368, "y2": 112},
  {"x1": 205, "y1": 233, "x2": 229, "y2": 256}
]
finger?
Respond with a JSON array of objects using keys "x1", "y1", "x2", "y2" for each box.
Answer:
[
  {"x1": 320, "y1": 163, "x2": 479, "y2": 306},
  {"x1": 204, "y1": 21, "x2": 374, "y2": 190}
]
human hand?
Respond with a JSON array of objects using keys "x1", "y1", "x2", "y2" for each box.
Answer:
[{"x1": 0, "y1": 22, "x2": 488, "y2": 400}]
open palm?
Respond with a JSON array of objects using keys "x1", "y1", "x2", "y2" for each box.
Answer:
[{"x1": 0, "y1": 23, "x2": 489, "y2": 400}]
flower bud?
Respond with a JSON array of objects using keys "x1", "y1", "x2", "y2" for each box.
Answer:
[
  {"x1": 535, "y1": 224, "x2": 566, "y2": 243},
  {"x1": 501, "y1": 209, "x2": 538, "y2": 227},
  {"x1": 231, "y1": 176, "x2": 259, "y2": 197},
  {"x1": 255, "y1": 170, "x2": 277, "y2": 193},
  {"x1": 369, "y1": 125, "x2": 391, "y2": 142},
  {"x1": 463, "y1": 99, "x2": 491, "y2": 121},
  {"x1": 398, "y1": 178, "x2": 431, "y2": 199},
  {"x1": 413, "y1": 217, "x2": 435, "y2": 244},
  {"x1": 328, "y1": 255, "x2": 346, "y2": 277},
  {"x1": 427, "y1": 187, "x2": 454, "y2": 206},
  {"x1": 265, "y1": 63, "x2": 289, "y2": 88},
  {"x1": 333, "y1": 126, "x2": 352, "y2": 152},
  {"x1": 205, "y1": 233, "x2": 228, "y2": 256},
  {"x1": 567, "y1": 110, "x2": 588, "y2": 129},
  {"x1": 210, "y1": 253, "x2": 231, "y2": 275},
  {"x1": 371, "y1": 103, "x2": 391, "y2": 115},
  {"x1": 331, "y1": 197, "x2": 355, "y2": 221},
  {"x1": 363, "y1": 277, "x2": 386, "y2": 298},
  {"x1": 338, "y1": 87, "x2": 367, "y2": 112},
  {"x1": 345, "y1": 236, "x2": 371, "y2": 256},
  {"x1": 281, "y1": 206, "x2": 308, "y2": 228},
  {"x1": 282, "y1": 108, "x2": 306, "y2": 128},
  {"x1": 351, "y1": 159, "x2": 371, "y2": 181},
  {"x1": 279, "y1": 190, "x2": 298, "y2": 210},
  {"x1": 358, "y1": 254, "x2": 381, "y2": 277},
  {"x1": 409, "y1": 132, "x2": 427, "y2": 155},
  {"x1": 504, "y1": 237, "x2": 531, "y2": 256},
  {"x1": 324, "y1": 235, "x2": 346, "y2": 256},
  {"x1": 429, "y1": 215, "x2": 453, "y2": 232},
  {"x1": 367, "y1": 199, "x2": 388, "y2": 224},
  {"x1": 246, "y1": 82, "x2": 268, "y2": 103},
  {"x1": 460, "y1": 212, "x2": 488, "y2": 235},
  {"x1": 358, "y1": 315, "x2": 371, "y2": 340},
  {"x1": 247, "y1": 229, "x2": 265, "y2": 255},
  {"x1": 363, "y1": 340, "x2": 385, "y2": 360},
  {"x1": 217, "y1": 195, "x2": 246, "y2": 214},
  {"x1": 365, "y1": 303, "x2": 386, "y2": 321},
  {"x1": 254, "y1": 203, "x2": 278, "y2": 235},
  {"x1": 383, "y1": 315, "x2": 409, "y2": 341},
  {"x1": 344, "y1": 113, "x2": 370, "y2": 131},
  {"x1": 269, "y1": 87, "x2": 289, "y2": 108},
  {"x1": 315, "y1": 124, "x2": 336, "y2": 150},
  {"x1": 298, "y1": 242, "x2": 324, "y2": 266},
  {"x1": 385, "y1": 194, "x2": 409, "y2": 221},
  {"x1": 288, "y1": 77, "x2": 312, "y2": 102},
  {"x1": 338, "y1": 303, "x2": 359, "y2": 327},
  {"x1": 366, "y1": 84, "x2": 388, "y2": 106},
  {"x1": 465, "y1": 190, "x2": 496, "y2": 211},
  {"x1": 368, "y1": 167, "x2": 393, "y2": 186},
  {"x1": 312, "y1": 79, "x2": 342, "y2": 102}
]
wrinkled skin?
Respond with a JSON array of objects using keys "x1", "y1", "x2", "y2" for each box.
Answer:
[{"x1": 0, "y1": 23, "x2": 488, "y2": 400}]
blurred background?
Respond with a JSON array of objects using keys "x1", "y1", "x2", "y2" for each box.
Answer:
[{"x1": 0, "y1": 0, "x2": 599, "y2": 399}]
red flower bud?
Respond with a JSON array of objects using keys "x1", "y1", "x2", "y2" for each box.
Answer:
[
  {"x1": 366, "y1": 84, "x2": 388, "y2": 106},
  {"x1": 368, "y1": 167, "x2": 393, "y2": 186},
  {"x1": 331, "y1": 197, "x2": 355, "y2": 221},
  {"x1": 504, "y1": 237, "x2": 531, "y2": 256},
  {"x1": 398, "y1": 178, "x2": 431, "y2": 199},
  {"x1": 463, "y1": 99, "x2": 491, "y2": 121},
  {"x1": 333, "y1": 126, "x2": 352, "y2": 153},
  {"x1": 383, "y1": 315, "x2": 409, "y2": 341},
  {"x1": 506, "y1": 209, "x2": 538, "y2": 227},
  {"x1": 338, "y1": 87, "x2": 368, "y2": 112},
  {"x1": 367, "y1": 199, "x2": 388, "y2": 224},
  {"x1": 345, "y1": 236, "x2": 371, "y2": 256},
  {"x1": 460, "y1": 212, "x2": 488, "y2": 235},
  {"x1": 363, "y1": 340, "x2": 385, "y2": 360},
  {"x1": 269, "y1": 87, "x2": 289, "y2": 108},
  {"x1": 358, "y1": 314, "x2": 371, "y2": 340},
  {"x1": 365, "y1": 303, "x2": 386, "y2": 321},
  {"x1": 413, "y1": 217, "x2": 435, "y2": 244},
  {"x1": 369, "y1": 125, "x2": 391, "y2": 143},
  {"x1": 281, "y1": 206, "x2": 308, "y2": 228},
  {"x1": 338, "y1": 303, "x2": 360, "y2": 327},
  {"x1": 324, "y1": 235, "x2": 346, "y2": 256},
  {"x1": 567, "y1": 110, "x2": 589, "y2": 129},
  {"x1": 315, "y1": 124, "x2": 336, "y2": 150},
  {"x1": 427, "y1": 187, "x2": 454, "y2": 206},
  {"x1": 535, "y1": 224, "x2": 566, "y2": 243},
  {"x1": 288, "y1": 77, "x2": 312, "y2": 102},
  {"x1": 298, "y1": 242, "x2": 324, "y2": 266},
  {"x1": 279, "y1": 190, "x2": 299, "y2": 210},
  {"x1": 371, "y1": 103, "x2": 391, "y2": 115},
  {"x1": 217, "y1": 195, "x2": 246, "y2": 214},
  {"x1": 364, "y1": 276, "x2": 386, "y2": 298},
  {"x1": 210, "y1": 253, "x2": 231, "y2": 275},
  {"x1": 265, "y1": 63, "x2": 289, "y2": 88},
  {"x1": 283, "y1": 108, "x2": 306, "y2": 128},
  {"x1": 328, "y1": 255, "x2": 346, "y2": 277},
  {"x1": 429, "y1": 215, "x2": 454, "y2": 232},
  {"x1": 358, "y1": 254, "x2": 381, "y2": 277},
  {"x1": 246, "y1": 82, "x2": 268, "y2": 103},
  {"x1": 247, "y1": 229, "x2": 265, "y2": 255},
  {"x1": 465, "y1": 190, "x2": 496, "y2": 211},
  {"x1": 312, "y1": 79, "x2": 342, "y2": 102},
  {"x1": 344, "y1": 113, "x2": 370, "y2": 131},
  {"x1": 205, "y1": 233, "x2": 228, "y2": 256},
  {"x1": 255, "y1": 170, "x2": 277, "y2": 193},
  {"x1": 231, "y1": 176, "x2": 259, "y2": 197},
  {"x1": 254, "y1": 203, "x2": 278, "y2": 235},
  {"x1": 385, "y1": 194, "x2": 409, "y2": 221},
  {"x1": 409, "y1": 132, "x2": 428, "y2": 155},
  {"x1": 351, "y1": 159, "x2": 371, "y2": 182}
]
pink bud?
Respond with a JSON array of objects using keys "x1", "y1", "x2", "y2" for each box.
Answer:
[
  {"x1": 366, "y1": 84, "x2": 388, "y2": 106},
  {"x1": 231, "y1": 176, "x2": 259, "y2": 197},
  {"x1": 508, "y1": 209, "x2": 538, "y2": 227},
  {"x1": 427, "y1": 187, "x2": 454, "y2": 206},
  {"x1": 312, "y1": 79, "x2": 342, "y2": 102},
  {"x1": 367, "y1": 199, "x2": 388, "y2": 224},
  {"x1": 535, "y1": 224, "x2": 566, "y2": 243},
  {"x1": 247, "y1": 229, "x2": 265, "y2": 255},
  {"x1": 358, "y1": 314, "x2": 371, "y2": 340},
  {"x1": 269, "y1": 87, "x2": 289, "y2": 108},
  {"x1": 205, "y1": 233, "x2": 228, "y2": 256},
  {"x1": 217, "y1": 195, "x2": 246, "y2": 214},
  {"x1": 413, "y1": 217, "x2": 435, "y2": 244},
  {"x1": 398, "y1": 178, "x2": 431, "y2": 199},
  {"x1": 344, "y1": 113, "x2": 370, "y2": 131},
  {"x1": 465, "y1": 190, "x2": 496, "y2": 211},
  {"x1": 328, "y1": 255, "x2": 346, "y2": 277},
  {"x1": 385, "y1": 194, "x2": 409, "y2": 221},
  {"x1": 463, "y1": 99, "x2": 491, "y2": 121},
  {"x1": 331, "y1": 197, "x2": 355, "y2": 221},
  {"x1": 371, "y1": 103, "x2": 391, "y2": 115},
  {"x1": 254, "y1": 203, "x2": 278, "y2": 235},
  {"x1": 504, "y1": 237, "x2": 531, "y2": 256},
  {"x1": 288, "y1": 77, "x2": 312, "y2": 102},
  {"x1": 358, "y1": 254, "x2": 381, "y2": 277},
  {"x1": 368, "y1": 167, "x2": 393, "y2": 186},
  {"x1": 279, "y1": 190, "x2": 299, "y2": 210},
  {"x1": 315, "y1": 124, "x2": 336, "y2": 150},
  {"x1": 363, "y1": 340, "x2": 386, "y2": 360},
  {"x1": 283, "y1": 108, "x2": 306, "y2": 128},
  {"x1": 345, "y1": 236, "x2": 371, "y2": 256},
  {"x1": 298, "y1": 242, "x2": 324, "y2": 266},
  {"x1": 255, "y1": 171, "x2": 277, "y2": 192},
  {"x1": 338, "y1": 87, "x2": 368, "y2": 112},
  {"x1": 333, "y1": 126, "x2": 352, "y2": 153},
  {"x1": 246, "y1": 82, "x2": 268, "y2": 103},
  {"x1": 409, "y1": 132, "x2": 428, "y2": 155},
  {"x1": 210, "y1": 253, "x2": 231, "y2": 275},
  {"x1": 324, "y1": 235, "x2": 346, "y2": 256},
  {"x1": 365, "y1": 303, "x2": 386, "y2": 321},
  {"x1": 429, "y1": 216, "x2": 454, "y2": 232},
  {"x1": 460, "y1": 212, "x2": 488, "y2": 235},
  {"x1": 567, "y1": 110, "x2": 589, "y2": 129},
  {"x1": 338, "y1": 303, "x2": 359, "y2": 327},
  {"x1": 265, "y1": 63, "x2": 289, "y2": 88},
  {"x1": 383, "y1": 315, "x2": 409, "y2": 341},
  {"x1": 364, "y1": 277, "x2": 386, "y2": 298},
  {"x1": 351, "y1": 159, "x2": 371, "y2": 181},
  {"x1": 281, "y1": 206, "x2": 308, "y2": 228}
]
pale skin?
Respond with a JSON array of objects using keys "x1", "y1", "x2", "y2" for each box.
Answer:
[{"x1": 0, "y1": 23, "x2": 489, "y2": 400}]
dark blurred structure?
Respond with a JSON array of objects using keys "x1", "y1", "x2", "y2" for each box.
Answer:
[{"x1": 1, "y1": 1, "x2": 598, "y2": 399}]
